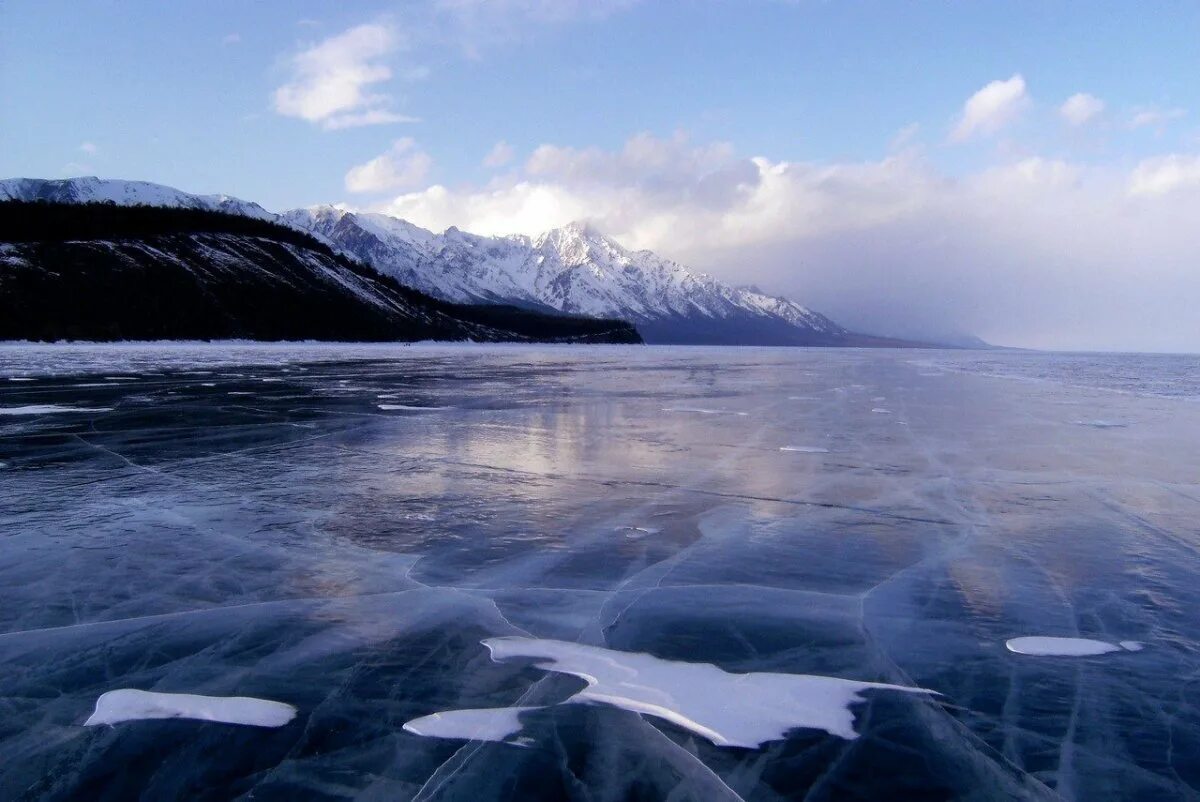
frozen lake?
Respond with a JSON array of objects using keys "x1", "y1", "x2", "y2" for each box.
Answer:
[{"x1": 1, "y1": 343, "x2": 1199, "y2": 800}]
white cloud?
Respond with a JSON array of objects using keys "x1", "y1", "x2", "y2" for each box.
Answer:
[
  {"x1": 1128, "y1": 154, "x2": 1200, "y2": 196},
  {"x1": 483, "y1": 140, "x2": 515, "y2": 168},
  {"x1": 1059, "y1": 93, "x2": 1104, "y2": 126},
  {"x1": 79, "y1": 142, "x2": 98, "y2": 155},
  {"x1": 325, "y1": 110, "x2": 420, "y2": 130},
  {"x1": 950, "y1": 74, "x2": 1029, "y2": 142},
  {"x1": 273, "y1": 24, "x2": 417, "y2": 130},
  {"x1": 372, "y1": 131, "x2": 1200, "y2": 351},
  {"x1": 345, "y1": 138, "x2": 433, "y2": 193},
  {"x1": 1129, "y1": 105, "x2": 1186, "y2": 131},
  {"x1": 222, "y1": 33, "x2": 241, "y2": 46}
]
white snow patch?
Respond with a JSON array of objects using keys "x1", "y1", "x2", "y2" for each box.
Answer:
[
  {"x1": 480, "y1": 637, "x2": 935, "y2": 746},
  {"x1": 871, "y1": 408, "x2": 892, "y2": 414},
  {"x1": 0, "y1": 405, "x2": 112, "y2": 416},
  {"x1": 780, "y1": 446, "x2": 829, "y2": 453},
  {"x1": 1005, "y1": 636, "x2": 1141, "y2": 656},
  {"x1": 378, "y1": 403, "x2": 448, "y2": 411},
  {"x1": 84, "y1": 689, "x2": 296, "y2": 728},
  {"x1": 7, "y1": 377, "x2": 33, "y2": 382},
  {"x1": 402, "y1": 706, "x2": 537, "y2": 746},
  {"x1": 1074, "y1": 420, "x2": 1127, "y2": 428}
]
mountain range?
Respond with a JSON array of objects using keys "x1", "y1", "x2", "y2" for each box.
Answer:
[
  {"x1": 0, "y1": 194, "x2": 639, "y2": 344},
  {"x1": 281, "y1": 206, "x2": 861, "y2": 346},
  {"x1": 1, "y1": 177, "x2": 932, "y2": 347}
]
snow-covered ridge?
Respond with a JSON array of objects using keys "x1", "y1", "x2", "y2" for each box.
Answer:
[
  {"x1": 285, "y1": 206, "x2": 846, "y2": 341},
  {"x1": 0, "y1": 177, "x2": 276, "y2": 222}
]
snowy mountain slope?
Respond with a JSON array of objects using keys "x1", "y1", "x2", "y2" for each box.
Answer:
[
  {"x1": 0, "y1": 177, "x2": 277, "y2": 222},
  {"x1": 285, "y1": 208, "x2": 850, "y2": 345}
]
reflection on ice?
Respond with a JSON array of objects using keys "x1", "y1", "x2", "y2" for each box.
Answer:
[
  {"x1": 660, "y1": 407, "x2": 748, "y2": 416},
  {"x1": 479, "y1": 637, "x2": 937, "y2": 746},
  {"x1": 84, "y1": 689, "x2": 297, "y2": 728}
]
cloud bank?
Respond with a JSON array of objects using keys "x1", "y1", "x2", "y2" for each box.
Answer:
[{"x1": 373, "y1": 126, "x2": 1200, "y2": 351}]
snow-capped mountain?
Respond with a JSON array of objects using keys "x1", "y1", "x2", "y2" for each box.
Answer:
[
  {"x1": 283, "y1": 207, "x2": 849, "y2": 345},
  {"x1": 0, "y1": 177, "x2": 276, "y2": 222}
]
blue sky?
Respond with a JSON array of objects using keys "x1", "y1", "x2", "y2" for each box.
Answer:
[
  {"x1": 4, "y1": 0, "x2": 1196, "y2": 206},
  {"x1": 3, "y1": 1, "x2": 1200, "y2": 349}
]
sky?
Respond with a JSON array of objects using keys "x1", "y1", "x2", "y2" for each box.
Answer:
[{"x1": 2, "y1": 0, "x2": 1200, "y2": 351}]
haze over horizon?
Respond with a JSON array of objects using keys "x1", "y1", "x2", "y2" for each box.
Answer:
[{"x1": 3, "y1": 1, "x2": 1198, "y2": 351}]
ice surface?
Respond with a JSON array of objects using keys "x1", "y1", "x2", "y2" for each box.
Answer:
[
  {"x1": 1005, "y1": 637, "x2": 1141, "y2": 656},
  {"x1": 478, "y1": 637, "x2": 935, "y2": 745},
  {"x1": 84, "y1": 689, "x2": 297, "y2": 727},
  {"x1": 1075, "y1": 419, "x2": 1128, "y2": 428},
  {"x1": 402, "y1": 706, "x2": 537, "y2": 745},
  {"x1": 0, "y1": 404, "x2": 112, "y2": 415},
  {"x1": 1, "y1": 343, "x2": 1199, "y2": 800}
]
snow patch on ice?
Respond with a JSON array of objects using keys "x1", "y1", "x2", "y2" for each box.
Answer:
[
  {"x1": 871, "y1": 408, "x2": 892, "y2": 414},
  {"x1": 1074, "y1": 419, "x2": 1127, "y2": 428},
  {"x1": 7, "y1": 377, "x2": 33, "y2": 382},
  {"x1": 378, "y1": 404, "x2": 449, "y2": 411},
  {"x1": 1005, "y1": 636, "x2": 1141, "y2": 656},
  {"x1": 0, "y1": 405, "x2": 112, "y2": 416},
  {"x1": 780, "y1": 446, "x2": 829, "y2": 453},
  {"x1": 479, "y1": 637, "x2": 935, "y2": 746},
  {"x1": 402, "y1": 706, "x2": 537, "y2": 746},
  {"x1": 84, "y1": 689, "x2": 296, "y2": 728}
]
